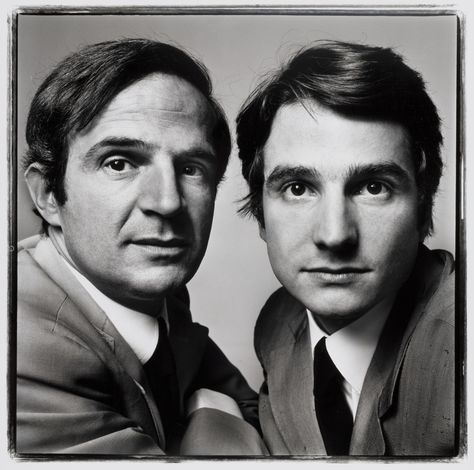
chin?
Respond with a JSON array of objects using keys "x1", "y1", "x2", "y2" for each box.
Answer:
[
  {"x1": 302, "y1": 293, "x2": 371, "y2": 320},
  {"x1": 124, "y1": 270, "x2": 189, "y2": 298}
]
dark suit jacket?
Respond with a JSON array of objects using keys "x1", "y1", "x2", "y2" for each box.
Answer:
[
  {"x1": 254, "y1": 246, "x2": 456, "y2": 456},
  {"x1": 16, "y1": 236, "x2": 265, "y2": 456}
]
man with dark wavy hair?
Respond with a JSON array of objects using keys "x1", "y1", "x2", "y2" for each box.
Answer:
[
  {"x1": 17, "y1": 38, "x2": 265, "y2": 456},
  {"x1": 237, "y1": 41, "x2": 455, "y2": 456}
]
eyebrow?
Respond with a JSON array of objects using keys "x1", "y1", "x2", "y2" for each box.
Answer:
[
  {"x1": 83, "y1": 137, "x2": 154, "y2": 160},
  {"x1": 265, "y1": 162, "x2": 411, "y2": 188},
  {"x1": 265, "y1": 165, "x2": 321, "y2": 189},
  {"x1": 174, "y1": 148, "x2": 216, "y2": 162},
  {"x1": 345, "y1": 162, "x2": 412, "y2": 184},
  {"x1": 83, "y1": 137, "x2": 216, "y2": 161}
]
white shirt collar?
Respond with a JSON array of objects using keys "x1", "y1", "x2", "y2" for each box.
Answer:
[
  {"x1": 50, "y1": 237, "x2": 166, "y2": 364},
  {"x1": 306, "y1": 303, "x2": 391, "y2": 395}
]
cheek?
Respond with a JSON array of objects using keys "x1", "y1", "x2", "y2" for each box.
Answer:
[
  {"x1": 263, "y1": 209, "x2": 305, "y2": 259},
  {"x1": 187, "y1": 191, "x2": 215, "y2": 234},
  {"x1": 60, "y1": 187, "x2": 125, "y2": 237},
  {"x1": 361, "y1": 204, "x2": 420, "y2": 261}
]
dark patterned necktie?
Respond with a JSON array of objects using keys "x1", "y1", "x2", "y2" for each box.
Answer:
[{"x1": 313, "y1": 336, "x2": 353, "y2": 455}]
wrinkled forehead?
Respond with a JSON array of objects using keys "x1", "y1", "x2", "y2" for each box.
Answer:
[
  {"x1": 118, "y1": 73, "x2": 215, "y2": 119},
  {"x1": 70, "y1": 72, "x2": 218, "y2": 143}
]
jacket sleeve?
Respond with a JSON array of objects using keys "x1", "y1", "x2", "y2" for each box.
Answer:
[
  {"x1": 190, "y1": 336, "x2": 261, "y2": 433},
  {"x1": 16, "y1": 301, "x2": 164, "y2": 455},
  {"x1": 180, "y1": 408, "x2": 268, "y2": 456}
]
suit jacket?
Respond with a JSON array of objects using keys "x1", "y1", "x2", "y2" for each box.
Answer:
[
  {"x1": 16, "y1": 235, "x2": 266, "y2": 456},
  {"x1": 254, "y1": 245, "x2": 456, "y2": 456}
]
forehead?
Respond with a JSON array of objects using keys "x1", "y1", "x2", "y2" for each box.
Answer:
[
  {"x1": 263, "y1": 101, "x2": 413, "y2": 176},
  {"x1": 110, "y1": 72, "x2": 214, "y2": 121},
  {"x1": 71, "y1": 72, "x2": 217, "y2": 148}
]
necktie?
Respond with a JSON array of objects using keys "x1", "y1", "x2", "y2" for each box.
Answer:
[
  {"x1": 313, "y1": 337, "x2": 353, "y2": 455},
  {"x1": 143, "y1": 317, "x2": 180, "y2": 444}
]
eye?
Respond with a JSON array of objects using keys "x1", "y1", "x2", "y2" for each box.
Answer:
[
  {"x1": 182, "y1": 165, "x2": 200, "y2": 176},
  {"x1": 104, "y1": 157, "x2": 135, "y2": 173},
  {"x1": 281, "y1": 182, "x2": 312, "y2": 200},
  {"x1": 180, "y1": 164, "x2": 208, "y2": 179},
  {"x1": 357, "y1": 181, "x2": 391, "y2": 197},
  {"x1": 288, "y1": 183, "x2": 306, "y2": 196}
]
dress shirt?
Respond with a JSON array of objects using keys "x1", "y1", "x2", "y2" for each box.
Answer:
[{"x1": 306, "y1": 304, "x2": 391, "y2": 419}]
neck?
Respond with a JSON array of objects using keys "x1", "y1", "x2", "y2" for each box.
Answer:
[
  {"x1": 112, "y1": 296, "x2": 166, "y2": 317},
  {"x1": 311, "y1": 294, "x2": 397, "y2": 335}
]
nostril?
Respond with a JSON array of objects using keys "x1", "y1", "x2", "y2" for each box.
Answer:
[
  {"x1": 316, "y1": 237, "x2": 357, "y2": 256},
  {"x1": 314, "y1": 217, "x2": 358, "y2": 254}
]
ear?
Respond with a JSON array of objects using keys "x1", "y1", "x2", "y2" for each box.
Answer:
[
  {"x1": 258, "y1": 222, "x2": 267, "y2": 242},
  {"x1": 24, "y1": 163, "x2": 62, "y2": 227}
]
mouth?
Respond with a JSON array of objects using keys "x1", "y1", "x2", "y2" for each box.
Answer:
[
  {"x1": 131, "y1": 237, "x2": 189, "y2": 247},
  {"x1": 302, "y1": 267, "x2": 371, "y2": 283},
  {"x1": 129, "y1": 237, "x2": 190, "y2": 256}
]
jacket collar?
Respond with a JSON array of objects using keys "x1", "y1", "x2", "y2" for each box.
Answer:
[{"x1": 264, "y1": 298, "x2": 327, "y2": 455}]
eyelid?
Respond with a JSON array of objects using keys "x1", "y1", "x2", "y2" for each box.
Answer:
[
  {"x1": 281, "y1": 179, "x2": 315, "y2": 190},
  {"x1": 102, "y1": 152, "x2": 135, "y2": 163}
]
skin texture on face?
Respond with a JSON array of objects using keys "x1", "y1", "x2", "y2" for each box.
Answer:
[
  {"x1": 50, "y1": 73, "x2": 219, "y2": 314},
  {"x1": 261, "y1": 101, "x2": 421, "y2": 333}
]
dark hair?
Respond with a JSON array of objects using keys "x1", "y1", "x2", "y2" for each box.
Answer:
[
  {"x1": 23, "y1": 38, "x2": 231, "y2": 231},
  {"x1": 236, "y1": 40, "x2": 443, "y2": 235}
]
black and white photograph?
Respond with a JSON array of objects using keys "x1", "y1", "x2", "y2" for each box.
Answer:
[{"x1": 6, "y1": 2, "x2": 467, "y2": 463}]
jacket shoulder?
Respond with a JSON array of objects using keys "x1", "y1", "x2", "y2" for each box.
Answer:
[
  {"x1": 18, "y1": 248, "x2": 70, "y2": 324},
  {"x1": 17, "y1": 247, "x2": 103, "y2": 354},
  {"x1": 255, "y1": 287, "x2": 292, "y2": 335},
  {"x1": 424, "y1": 253, "x2": 455, "y2": 327}
]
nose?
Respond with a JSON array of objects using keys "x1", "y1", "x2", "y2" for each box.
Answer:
[
  {"x1": 312, "y1": 191, "x2": 358, "y2": 253},
  {"x1": 137, "y1": 159, "x2": 183, "y2": 217}
]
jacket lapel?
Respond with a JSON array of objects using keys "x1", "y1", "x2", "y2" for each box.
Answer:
[
  {"x1": 351, "y1": 267, "x2": 419, "y2": 455},
  {"x1": 31, "y1": 237, "x2": 166, "y2": 447},
  {"x1": 265, "y1": 299, "x2": 326, "y2": 455},
  {"x1": 351, "y1": 246, "x2": 448, "y2": 455}
]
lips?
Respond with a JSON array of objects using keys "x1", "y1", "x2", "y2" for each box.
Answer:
[
  {"x1": 131, "y1": 237, "x2": 190, "y2": 248},
  {"x1": 304, "y1": 267, "x2": 371, "y2": 274},
  {"x1": 302, "y1": 267, "x2": 371, "y2": 284},
  {"x1": 128, "y1": 237, "x2": 190, "y2": 257}
]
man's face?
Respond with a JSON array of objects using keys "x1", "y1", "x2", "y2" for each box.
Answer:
[
  {"x1": 54, "y1": 73, "x2": 219, "y2": 311},
  {"x1": 260, "y1": 102, "x2": 422, "y2": 330}
]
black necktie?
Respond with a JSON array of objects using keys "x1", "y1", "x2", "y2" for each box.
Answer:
[
  {"x1": 143, "y1": 317, "x2": 180, "y2": 444},
  {"x1": 313, "y1": 337, "x2": 353, "y2": 455}
]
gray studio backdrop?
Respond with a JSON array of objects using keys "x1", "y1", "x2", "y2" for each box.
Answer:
[{"x1": 16, "y1": 13, "x2": 457, "y2": 390}]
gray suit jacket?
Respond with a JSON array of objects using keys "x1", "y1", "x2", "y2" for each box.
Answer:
[
  {"x1": 254, "y1": 246, "x2": 456, "y2": 456},
  {"x1": 17, "y1": 235, "x2": 266, "y2": 455}
]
